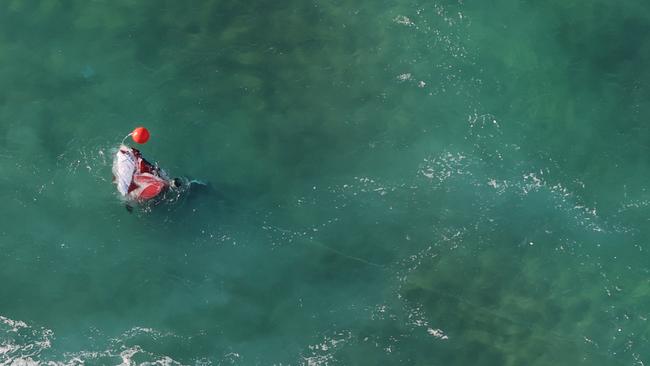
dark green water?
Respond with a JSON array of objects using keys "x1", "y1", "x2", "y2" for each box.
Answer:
[{"x1": 2, "y1": 0, "x2": 650, "y2": 365}]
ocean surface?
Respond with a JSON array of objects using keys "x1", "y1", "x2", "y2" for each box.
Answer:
[{"x1": 2, "y1": 0, "x2": 650, "y2": 365}]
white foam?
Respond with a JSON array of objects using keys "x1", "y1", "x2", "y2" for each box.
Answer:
[{"x1": 427, "y1": 328, "x2": 449, "y2": 340}]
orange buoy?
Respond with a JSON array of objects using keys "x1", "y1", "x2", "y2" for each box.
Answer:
[{"x1": 131, "y1": 127, "x2": 150, "y2": 144}]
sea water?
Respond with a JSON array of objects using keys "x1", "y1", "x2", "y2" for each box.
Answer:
[{"x1": 2, "y1": 1, "x2": 650, "y2": 365}]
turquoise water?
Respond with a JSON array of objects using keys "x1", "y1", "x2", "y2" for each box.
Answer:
[{"x1": 2, "y1": 0, "x2": 650, "y2": 365}]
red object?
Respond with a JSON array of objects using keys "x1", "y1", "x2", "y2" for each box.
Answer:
[
  {"x1": 133, "y1": 174, "x2": 167, "y2": 199},
  {"x1": 132, "y1": 127, "x2": 150, "y2": 144},
  {"x1": 113, "y1": 145, "x2": 170, "y2": 202}
]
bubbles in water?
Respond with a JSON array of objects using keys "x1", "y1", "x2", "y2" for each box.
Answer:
[
  {"x1": 0, "y1": 318, "x2": 202, "y2": 366},
  {"x1": 0, "y1": 315, "x2": 54, "y2": 364}
]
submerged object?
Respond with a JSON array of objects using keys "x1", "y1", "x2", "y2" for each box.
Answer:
[
  {"x1": 81, "y1": 65, "x2": 95, "y2": 80},
  {"x1": 112, "y1": 144, "x2": 170, "y2": 202},
  {"x1": 113, "y1": 127, "x2": 200, "y2": 208},
  {"x1": 131, "y1": 127, "x2": 150, "y2": 144}
]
